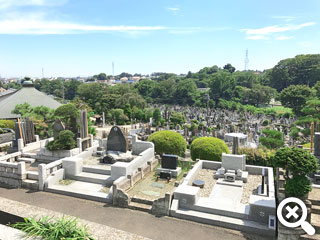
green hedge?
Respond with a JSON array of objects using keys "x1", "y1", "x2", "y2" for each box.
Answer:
[
  {"x1": 285, "y1": 176, "x2": 312, "y2": 198},
  {"x1": 190, "y1": 137, "x2": 229, "y2": 161},
  {"x1": 238, "y1": 147, "x2": 275, "y2": 166},
  {"x1": 0, "y1": 120, "x2": 15, "y2": 129},
  {"x1": 148, "y1": 130, "x2": 186, "y2": 156}
]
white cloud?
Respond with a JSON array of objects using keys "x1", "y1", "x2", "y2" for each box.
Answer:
[
  {"x1": 275, "y1": 36, "x2": 293, "y2": 40},
  {"x1": 168, "y1": 7, "x2": 180, "y2": 11},
  {"x1": 272, "y1": 16, "x2": 296, "y2": 22},
  {"x1": 0, "y1": 18, "x2": 166, "y2": 34},
  {"x1": 246, "y1": 35, "x2": 267, "y2": 40},
  {"x1": 167, "y1": 6, "x2": 180, "y2": 15},
  {"x1": 243, "y1": 22, "x2": 315, "y2": 35},
  {"x1": 0, "y1": 0, "x2": 66, "y2": 9},
  {"x1": 242, "y1": 22, "x2": 315, "y2": 40}
]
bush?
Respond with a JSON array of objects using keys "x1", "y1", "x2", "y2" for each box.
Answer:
[
  {"x1": 273, "y1": 147, "x2": 319, "y2": 177},
  {"x1": 46, "y1": 130, "x2": 76, "y2": 151},
  {"x1": 148, "y1": 130, "x2": 186, "y2": 156},
  {"x1": 13, "y1": 216, "x2": 94, "y2": 240},
  {"x1": 238, "y1": 147, "x2": 274, "y2": 166},
  {"x1": 190, "y1": 137, "x2": 229, "y2": 161},
  {"x1": 259, "y1": 129, "x2": 284, "y2": 149},
  {"x1": 0, "y1": 119, "x2": 15, "y2": 129},
  {"x1": 285, "y1": 176, "x2": 312, "y2": 198}
]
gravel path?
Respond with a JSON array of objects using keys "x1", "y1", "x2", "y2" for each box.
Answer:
[
  {"x1": 191, "y1": 169, "x2": 217, "y2": 197},
  {"x1": 241, "y1": 175, "x2": 261, "y2": 204}
]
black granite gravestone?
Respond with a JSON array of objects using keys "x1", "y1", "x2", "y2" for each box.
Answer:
[
  {"x1": 161, "y1": 154, "x2": 178, "y2": 169},
  {"x1": 106, "y1": 126, "x2": 128, "y2": 152}
]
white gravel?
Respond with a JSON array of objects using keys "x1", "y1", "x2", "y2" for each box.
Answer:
[
  {"x1": 241, "y1": 175, "x2": 261, "y2": 204},
  {"x1": 191, "y1": 169, "x2": 217, "y2": 197}
]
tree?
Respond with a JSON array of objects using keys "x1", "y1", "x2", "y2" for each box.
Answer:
[
  {"x1": 77, "y1": 82, "x2": 104, "y2": 109},
  {"x1": 55, "y1": 104, "x2": 79, "y2": 134},
  {"x1": 46, "y1": 130, "x2": 76, "y2": 151},
  {"x1": 170, "y1": 112, "x2": 186, "y2": 126},
  {"x1": 209, "y1": 71, "x2": 236, "y2": 102},
  {"x1": 273, "y1": 147, "x2": 318, "y2": 177},
  {"x1": 153, "y1": 108, "x2": 161, "y2": 126},
  {"x1": 280, "y1": 85, "x2": 315, "y2": 115},
  {"x1": 259, "y1": 129, "x2": 284, "y2": 149},
  {"x1": 270, "y1": 54, "x2": 320, "y2": 91},
  {"x1": 272, "y1": 147, "x2": 318, "y2": 197},
  {"x1": 223, "y1": 63, "x2": 236, "y2": 73},
  {"x1": 175, "y1": 79, "x2": 198, "y2": 105}
]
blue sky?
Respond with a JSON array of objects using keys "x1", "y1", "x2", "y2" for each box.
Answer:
[{"x1": 0, "y1": 0, "x2": 319, "y2": 78}]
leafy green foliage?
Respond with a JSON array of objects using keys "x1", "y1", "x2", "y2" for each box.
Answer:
[
  {"x1": 273, "y1": 147, "x2": 319, "y2": 177},
  {"x1": 170, "y1": 112, "x2": 186, "y2": 126},
  {"x1": 148, "y1": 130, "x2": 186, "y2": 156},
  {"x1": 238, "y1": 147, "x2": 274, "y2": 166},
  {"x1": 153, "y1": 108, "x2": 162, "y2": 126},
  {"x1": 12, "y1": 216, "x2": 94, "y2": 240},
  {"x1": 285, "y1": 176, "x2": 312, "y2": 198},
  {"x1": 190, "y1": 137, "x2": 229, "y2": 161},
  {"x1": 269, "y1": 54, "x2": 320, "y2": 91},
  {"x1": 259, "y1": 129, "x2": 284, "y2": 149},
  {"x1": 46, "y1": 130, "x2": 76, "y2": 151},
  {"x1": 0, "y1": 119, "x2": 15, "y2": 129},
  {"x1": 280, "y1": 85, "x2": 315, "y2": 115}
]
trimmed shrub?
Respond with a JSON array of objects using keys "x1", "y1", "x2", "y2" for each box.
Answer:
[
  {"x1": 238, "y1": 147, "x2": 275, "y2": 166},
  {"x1": 0, "y1": 119, "x2": 15, "y2": 130},
  {"x1": 148, "y1": 130, "x2": 186, "y2": 156},
  {"x1": 190, "y1": 137, "x2": 229, "y2": 161},
  {"x1": 46, "y1": 130, "x2": 76, "y2": 151},
  {"x1": 272, "y1": 147, "x2": 319, "y2": 177},
  {"x1": 285, "y1": 176, "x2": 312, "y2": 198}
]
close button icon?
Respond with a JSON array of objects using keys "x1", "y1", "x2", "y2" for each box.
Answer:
[{"x1": 277, "y1": 197, "x2": 315, "y2": 236}]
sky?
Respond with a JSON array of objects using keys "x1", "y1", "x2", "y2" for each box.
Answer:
[{"x1": 0, "y1": 0, "x2": 319, "y2": 78}]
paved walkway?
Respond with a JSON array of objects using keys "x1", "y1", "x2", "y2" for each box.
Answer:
[{"x1": 0, "y1": 185, "x2": 273, "y2": 240}]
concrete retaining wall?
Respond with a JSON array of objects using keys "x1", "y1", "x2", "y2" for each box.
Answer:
[
  {"x1": 0, "y1": 161, "x2": 26, "y2": 187},
  {"x1": 111, "y1": 148, "x2": 155, "y2": 180},
  {"x1": 151, "y1": 193, "x2": 172, "y2": 216},
  {"x1": 45, "y1": 169, "x2": 65, "y2": 188},
  {"x1": 131, "y1": 134, "x2": 154, "y2": 155}
]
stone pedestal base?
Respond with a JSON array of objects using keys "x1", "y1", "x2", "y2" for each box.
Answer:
[{"x1": 157, "y1": 167, "x2": 181, "y2": 178}]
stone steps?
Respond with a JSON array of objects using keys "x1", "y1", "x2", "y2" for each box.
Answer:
[
  {"x1": 131, "y1": 197, "x2": 153, "y2": 206},
  {"x1": 46, "y1": 181, "x2": 111, "y2": 203},
  {"x1": 128, "y1": 202, "x2": 152, "y2": 213},
  {"x1": 21, "y1": 152, "x2": 37, "y2": 158},
  {"x1": 17, "y1": 157, "x2": 35, "y2": 164},
  {"x1": 300, "y1": 233, "x2": 320, "y2": 240},
  {"x1": 70, "y1": 172, "x2": 113, "y2": 186},
  {"x1": 22, "y1": 179, "x2": 39, "y2": 190},
  {"x1": 26, "y1": 171, "x2": 38, "y2": 181},
  {"x1": 312, "y1": 205, "x2": 320, "y2": 215},
  {"x1": 83, "y1": 166, "x2": 111, "y2": 175}
]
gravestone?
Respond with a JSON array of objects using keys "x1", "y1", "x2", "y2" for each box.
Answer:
[
  {"x1": 107, "y1": 126, "x2": 128, "y2": 152},
  {"x1": 161, "y1": 154, "x2": 178, "y2": 169},
  {"x1": 53, "y1": 119, "x2": 65, "y2": 139},
  {"x1": 221, "y1": 153, "x2": 246, "y2": 171}
]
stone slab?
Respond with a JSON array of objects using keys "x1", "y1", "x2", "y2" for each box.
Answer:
[
  {"x1": 216, "y1": 178, "x2": 243, "y2": 187},
  {"x1": 157, "y1": 167, "x2": 181, "y2": 178}
]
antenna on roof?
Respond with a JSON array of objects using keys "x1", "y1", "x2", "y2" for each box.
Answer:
[
  {"x1": 244, "y1": 49, "x2": 249, "y2": 71},
  {"x1": 112, "y1": 62, "x2": 115, "y2": 76},
  {"x1": 42, "y1": 68, "x2": 44, "y2": 79}
]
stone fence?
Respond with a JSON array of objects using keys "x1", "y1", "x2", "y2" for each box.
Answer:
[
  {"x1": 0, "y1": 152, "x2": 21, "y2": 162},
  {"x1": 0, "y1": 132, "x2": 14, "y2": 145},
  {"x1": 0, "y1": 161, "x2": 26, "y2": 187}
]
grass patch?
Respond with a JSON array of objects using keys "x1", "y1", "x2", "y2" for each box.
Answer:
[
  {"x1": 12, "y1": 216, "x2": 95, "y2": 240},
  {"x1": 59, "y1": 179, "x2": 74, "y2": 185}
]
